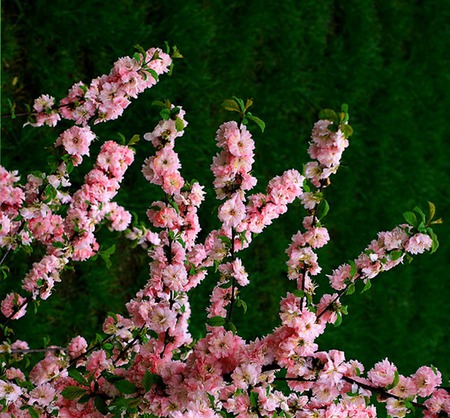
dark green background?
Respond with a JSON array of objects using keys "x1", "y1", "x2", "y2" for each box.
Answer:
[{"x1": 2, "y1": 1, "x2": 449, "y2": 415}]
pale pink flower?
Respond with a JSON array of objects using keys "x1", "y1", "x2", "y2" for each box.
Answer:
[
  {"x1": 385, "y1": 398, "x2": 408, "y2": 418},
  {"x1": 218, "y1": 193, "x2": 246, "y2": 228},
  {"x1": 412, "y1": 366, "x2": 442, "y2": 397},
  {"x1": 148, "y1": 305, "x2": 177, "y2": 333},
  {"x1": 231, "y1": 363, "x2": 260, "y2": 389},
  {"x1": 389, "y1": 375, "x2": 416, "y2": 398},
  {"x1": 67, "y1": 336, "x2": 88, "y2": 360},
  {"x1": 1, "y1": 292, "x2": 27, "y2": 320},
  {"x1": 28, "y1": 383, "x2": 56, "y2": 406},
  {"x1": 56, "y1": 126, "x2": 95, "y2": 156},
  {"x1": 404, "y1": 233, "x2": 433, "y2": 254},
  {"x1": 0, "y1": 380, "x2": 22, "y2": 405},
  {"x1": 304, "y1": 227, "x2": 330, "y2": 249},
  {"x1": 367, "y1": 358, "x2": 397, "y2": 387},
  {"x1": 5, "y1": 368, "x2": 25, "y2": 381}
]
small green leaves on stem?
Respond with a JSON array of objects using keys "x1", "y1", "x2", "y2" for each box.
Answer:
[
  {"x1": 127, "y1": 134, "x2": 140, "y2": 147},
  {"x1": 315, "y1": 199, "x2": 330, "y2": 221},
  {"x1": 61, "y1": 386, "x2": 88, "y2": 401},
  {"x1": 403, "y1": 203, "x2": 441, "y2": 253},
  {"x1": 207, "y1": 316, "x2": 226, "y2": 327},
  {"x1": 7, "y1": 99, "x2": 16, "y2": 119},
  {"x1": 69, "y1": 369, "x2": 89, "y2": 386},
  {"x1": 142, "y1": 370, "x2": 162, "y2": 392},
  {"x1": 403, "y1": 211, "x2": 418, "y2": 228},
  {"x1": 99, "y1": 244, "x2": 116, "y2": 269},
  {"x1": 235, "y1": 298, "x2": 247, "y2": 314},
  {"x1": 113, "y1": 379, "x2": 138, "y2": 395},
  {"x1": 222, "y1": 97, "x2": 265, "y2": 132},
  {"x1": 319, "y1": 104, "x2": 353, "y2": 139},
  {"x1": 153, "y1": 99, "x2": 184, "y2": 129}
]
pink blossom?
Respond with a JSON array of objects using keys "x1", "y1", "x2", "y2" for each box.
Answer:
[
  {"x1": 56, "y1": 126, "x2": 96, "y2": 156},
  {"x1": 218, "y1": 193, "x2": 246, "y2": 228},
  {"x1": 28, "y1": 383, "x2": 56, "y2": 407},
  {"x1": 412, "y1": 366, "x2": 442, "y2": 397},
  {"x1": 1, "y1": 292, "x2": 27, "y2": 320},
  {"x1": 367, "y1": 358, "x2": 397, "y2": 387},
  {"x1": 404, "y1": 233, "x2": 433, "y2": 254},
  {"x1": 67, "y1": 336, "x2": 88, "y2": 360},
  {"x1": 148, "y1": 305, "x2": 177, "y2": 333},
  {"x1": 0, "y1": 380, "x2": 22, "y2": 405}
]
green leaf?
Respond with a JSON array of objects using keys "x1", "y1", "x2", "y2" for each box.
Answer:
[
  {"x1": 249, "y1": 391, "x2": 259, "y2": 408},
  {"x1": 152, "y1": 100, "x2": 167, "y2": 108},
  {"x1": 236, "y1": 299, "x2": 247, "y2": 314},
  {"x1": 413, "y1": 206, "x2": 426, "y2": 224},
  {"x1": 133, "y1": 44, "x2": 147, "y2": 56},
  {"x1": 133, "y1": 52, "x2": 142, "y2": 63},
  {"x1": 113, "y1": 379, "x2": 138, "y2": 394},
  {"x1": 361, "y1": 279, "x2": 372, "y2": 293},
  {"x1": 292, "y1": 289, "x2": 305, "y2": 298},
  {"x1": 7, "y1": 99, "x2": 16, "y2": 119},
  {"x1": 101, "y1": 254, "x2": 112, "y2": 269},
  {"x1": 318, "y1": 108, "x2": 338, "y2": 124},
  {"x1": 94, "y1": 396, "x2": 109, "y2": 415},
  {"x1": 389, "y1": 250, "x2": 403, "y2": 261},
  {"x1": 171, "y1": 45, "x2": 183, "y2": 59},
  {"x1": 340, "y1": 124, "x2": 353, "y2": 138},
  {"x1": 142, "y1": 370, "x2": 154, "y2": 392},
  {"x1": 102, "y1": 244, "x2": 116, "y2": 256},
  {"x1": 69, "y1": 369, "x2": 89, "y2": 386},
  {"x1": 222, "y1": 99, "x2": 241, "y2": 113},
  {"x1": 160, "y1": 108, "x2": 170, "y2": 120},
  {"x1": 247, "y1": 114, "x2": 265, "y2": 133},
  {"x1": 334, "y1": 312, "x2": 343, "y2": 327},
  {"x1": 348, "y1": 260, "x2": 357, "y2": 278},
  {"x1": 429, "y1": 229, "x2": 439, "y2": 254},
  {"x1": 217, "y1": 235, "x2": 232, "y2": 246},
  {"x1": 386, "y1": 371, "x2": 400, "y2": 390},
  {"x1": 147, "y1": 68, "x2": 159, "y2": 82},
  {"x1": 346, "y1": 283, "x2": 356, "y2": 295},
  {"x1": 403, "y1": 211, "x2": 417, "y2": 228},
  {"x1": 225, "y1": 320, "x2": 237, "y2": 334},
  {"x1": 232, "y1": 96, "x2": 245, "y2": 112},
  {"x1": 316, "y1": 199, "x2": 330, "y2": 220},
  {"x1": 428, "y1": 201, "x2": 436, "y2": 223},
  {"x1": 207, "y1": 316, "x2": 226, "y2": 327},
  {"x1": 61, "y1": 386, "x2": 88, "y2": 400},
  {"x1": 43, "y1": 184, "x2": 57, "y2": 203},
  {"x1": 52, "y1": 241, "x2": 65, "y2": 249},
  {"x1": 27, "y1": 407, "x2": 40, "y2": 418},
  {"x1": 175, "y1": 117, "x2": 185, "y2": 132},
  {"x1": 128, "y1": 134, "x2": 140, "y2": 146}
]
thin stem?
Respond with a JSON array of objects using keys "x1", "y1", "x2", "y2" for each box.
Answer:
[
  {"x1": 10, "y1": 347, "x2": 63, "y2": 354},
  {"x1": 0, "y1": 249, "x2": 11, "y2": 266},
  {"x1": 69, "y1": 334, "x2": 113, "y2": 366},
  {"x1": 316, "y1": 284, "x2": 350, "y2": 320},
  {"x1": 342, "y1": 375, "x2": 425, "y2": 410},
  {"x1": 114, "y1": 324, "x2": 145, "y2": 365}
]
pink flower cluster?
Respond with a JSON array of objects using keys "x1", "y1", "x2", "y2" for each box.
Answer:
[
  {"x1": 328, "y1": 225, "x2": 433, "y2": 291},
  {"x1": 211, "y1": 121, "x2": 257, "y2": 200},
  {"x1": 31, "y1": 47, "x2": 171, "y2": 127},
  {"x1": 142, "y1": 107, "x2": 188, "y2": 195},
  {"x1": 0, "y1": 49, "x2": 446, "y2": 418}
]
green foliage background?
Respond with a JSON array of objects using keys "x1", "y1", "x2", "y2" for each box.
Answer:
[{"x1": 2, "y1": 1, "x2": 449, "y2": 415}]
